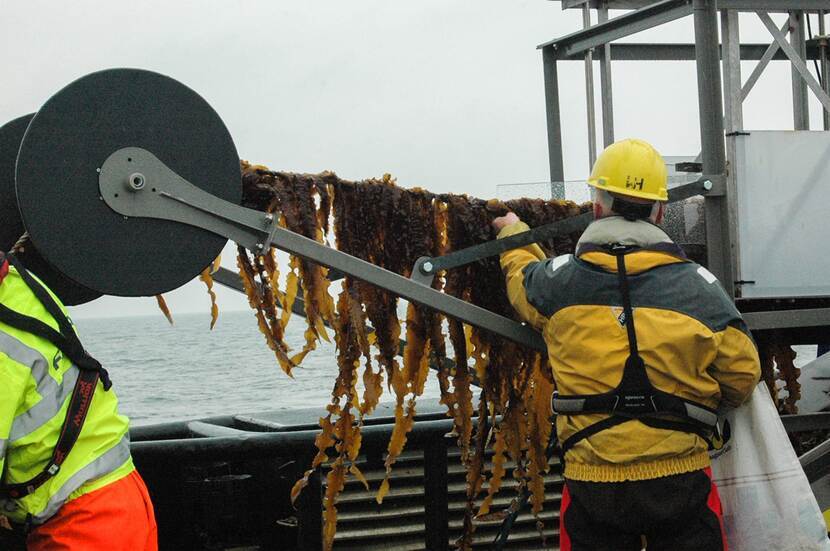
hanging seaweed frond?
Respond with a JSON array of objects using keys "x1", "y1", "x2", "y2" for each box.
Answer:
[{"x1": 236, "y1": 162, "x2": 590, "y2": 549}]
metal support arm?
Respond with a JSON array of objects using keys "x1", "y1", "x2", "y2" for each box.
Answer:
[
  {"x1": 411, "y1": 177, "x2": 722, "y2": 286},
  {"x1": 98, "y1": 147, "x2": 273, "y2": 252},
  {"x1": 539, "y1": 0, "x2": 694, "y2": 58},
  {"x1": 99, "y1": 147, "x2": 546, "y2": 352}
]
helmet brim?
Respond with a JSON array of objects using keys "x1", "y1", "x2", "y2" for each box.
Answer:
[{"x1": 587, "y1": 178, "x2": 669, "y2": 202}]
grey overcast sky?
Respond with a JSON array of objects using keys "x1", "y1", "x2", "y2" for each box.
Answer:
[{"x1": 0, "y1": 1, "x2": 820, "y2": 319}]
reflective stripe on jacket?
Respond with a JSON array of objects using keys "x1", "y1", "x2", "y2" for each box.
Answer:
[
  {"x1": 499, "y1": 217, "x2": 760, "y2": 483},
  {"x1": 0, "y1": 266, "x2": 133, "y2": 525}
]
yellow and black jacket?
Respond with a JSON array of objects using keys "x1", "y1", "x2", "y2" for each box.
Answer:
[{"x1": 499, "y1": 216, "x2": 760, "y2": 483}]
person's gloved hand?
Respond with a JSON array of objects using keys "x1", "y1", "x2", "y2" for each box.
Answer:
[{"x1": 491, "y1": 212, "x2": 520, "y2": 232}]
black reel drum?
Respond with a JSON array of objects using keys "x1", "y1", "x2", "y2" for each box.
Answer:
[
  {"x1": 15, "y1": 68, "x2": 242, "y2": 297},
  {"x1": 0, "y1": 113, "x2": 101, "y2": 305}
]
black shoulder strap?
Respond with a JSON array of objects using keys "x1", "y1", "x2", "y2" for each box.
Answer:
[
  {"x1": 0, "y1": 253, "x2": 110, "y2": 500},
  {"x1": 2, "y1": 254, "x2": 109, "y2": 381},
  {"x1": 611, "y1": 246, "x2": 658, "y2": 407},
  {"x1": 614, "y1": 246, "x2": 639, "y2": 360}
]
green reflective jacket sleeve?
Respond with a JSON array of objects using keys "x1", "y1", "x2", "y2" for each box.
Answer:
[
  {"x1": 0, "y1": 353, "x2": 26, "y2": 482},
  {"x1": 0, "y1": 266, "x2": 134, "y2": 525}
]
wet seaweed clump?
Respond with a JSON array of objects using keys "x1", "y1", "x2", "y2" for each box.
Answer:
[{"x1": 235, "y1": 160, "x2": 588, "y2": 550}]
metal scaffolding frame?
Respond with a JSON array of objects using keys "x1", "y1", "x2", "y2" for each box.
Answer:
[{"x1": 540, "y1": 0, "x2": 830, "y2": 309}]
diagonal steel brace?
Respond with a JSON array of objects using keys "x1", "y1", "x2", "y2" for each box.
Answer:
[
  {"x1": 758, "y1": 11, "x2": 830, "y2": 114},
  {"x1": 741, "y1": 19, "x2": 791, "y2": 102}
]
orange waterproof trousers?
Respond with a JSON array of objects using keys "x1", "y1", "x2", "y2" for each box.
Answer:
[{"x1": 27, "y1": 469, "x2": 157, "y2": 551}]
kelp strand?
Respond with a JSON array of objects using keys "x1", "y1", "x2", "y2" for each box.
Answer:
[{"x1": 234, "y1": 163, "x2": 589, "y2": 550}]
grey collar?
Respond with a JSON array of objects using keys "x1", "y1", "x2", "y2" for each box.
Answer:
[{"x1": 576, "y1": 216, "x2": 674, "y2": 251}]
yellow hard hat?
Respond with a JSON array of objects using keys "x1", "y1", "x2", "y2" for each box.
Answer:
[{"x1": 587, "y1": 138, "x2": 668, "y2": 202}]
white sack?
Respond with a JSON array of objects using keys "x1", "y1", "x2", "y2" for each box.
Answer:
[{"x1": 710, "y1": 383, "x2": 830, "y2": 551}]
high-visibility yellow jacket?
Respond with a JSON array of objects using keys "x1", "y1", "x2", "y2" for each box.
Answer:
[
  {"x1": 0, "y1": 265, "x2": 133, "y2": 525},
  {"x1": 499, "y1": 216, "x2": 760, "y2": 483}
]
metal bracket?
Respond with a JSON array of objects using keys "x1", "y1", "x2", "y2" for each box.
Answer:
[
  {"x1": 675, "y1": 161, "x2": 703, "y2": 172},
  {"x1": 698, "y1": 175, "x2": 726, "y2": 196},
  {"x1": 99, "y1": 147, "x2": 271, "y2": 251},
  {"x1": 411, "y1": 257, "x2": 437, "y2": 286}
]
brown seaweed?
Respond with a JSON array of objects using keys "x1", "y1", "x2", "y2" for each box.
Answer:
[
  {"x1": 236, "y1": 165, "x2": 589, "y2": 550},
  {"x1": 154, "y1": 294, "x2": 174, "y2": 325},
  {"x1": 198, "y1": 267, "x2": 219, "y2": 330}
]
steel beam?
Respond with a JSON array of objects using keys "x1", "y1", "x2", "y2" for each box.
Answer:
[
  {"x1": 721, "y1": 10, "x2": 744, "y2": 131},
  {"x1": 759, "y1": 11, "x2": 830, "y2": 113},
  {"x1": 562, "y1": 0, "x2": 830, "y2": 9},
  {"x1": 547, "y1": 1, "x2": 830, "y2": 62},
  {"x1": 821, "y1": 12, "x2": 830, "y2": 129},
  {"x1": 583, "y1": 4, "x2": 598, "y2": 169},
  {"x1": 801, "y1": 437, "x2": 830, "y2": 482},
  {"x1": 539, "y1": 0, "x2": 694, "y2": 58},
  {"x1": 721, "y1": 11, "x2": 744, "y2": 289},
  {"x1": 598, "y1": 2, "x2": 616, "y2": 147},
  {"x1": 741, "y1": 20, "x2": 791, "y2": 102},
  {"x1": 543, "y1": 48, "x2": 566, "y2": 198},
  {"x1": 743, "y1": 307, "x2": 830, "y2": 330},
  {"x1": 722, "y1": 0, "x2": 830, "y2": 9},
  {"x1": 782, "y1": 412, "x2": 830, "y2": 432},
  {"x1": 790, "y1": 11, "x2": 812, "y2": 129},
  {"x1": 695, "y1": 0, "x2": 734, "y2": 295},
  {"x1": 558, "y1": 42, "x2": 823, "y2": 61},
  {"x1": 562, "y1": 0, "x2": 648, "y2": 7}
]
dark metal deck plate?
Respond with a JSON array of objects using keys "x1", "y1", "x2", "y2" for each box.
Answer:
[
  {"x1": 16, "y1": 68, "x2": 241, "y2": 296},
  {"x1": 1, "y1": 113, "x2": 101, "y2": 305}
]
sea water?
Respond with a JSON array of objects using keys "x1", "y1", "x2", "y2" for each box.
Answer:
[
  {"x1": 74, "y1": 310, "x2": 819, "y2": 427},
  {"x1": 74, "y1": 310, "x2": 442, "y2": 426}
]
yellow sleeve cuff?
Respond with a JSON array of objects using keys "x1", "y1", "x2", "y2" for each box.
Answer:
[{"x1": 497, "y1": 221, "x2": 530, "y2": 239}]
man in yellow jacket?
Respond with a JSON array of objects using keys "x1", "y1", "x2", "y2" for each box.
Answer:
[{"x1": 493, "y1": 139, "x2": 760, "y2": 550}]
